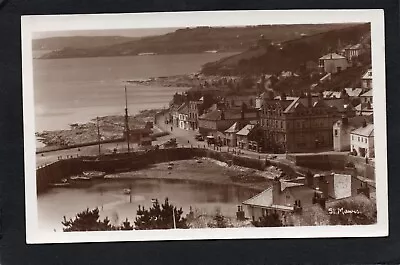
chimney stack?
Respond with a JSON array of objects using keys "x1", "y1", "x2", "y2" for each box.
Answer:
[
  {"x1": 280, "y1": 92, "x2": 286, "y2": 101},
  {"x1": 220, "y1": 110, "x2": 225, "y2": 120},
  {"x1": 272, "y1": 177, "x2": 281, "y2": 205},
  {"x1": 341, "y1": 115, "x2": 349, "y2": 126},
  {"x1": 318, "y1": 175, "x2": 329, "y2": 199},
  {"x1": 305, "y1": 170, "x2": 314, "y2": 188}
]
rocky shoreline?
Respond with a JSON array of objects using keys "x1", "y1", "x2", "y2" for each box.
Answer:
[
  {"x1": 126, "y1": 73, "x2": 241, "y2": 91},
  {"x1": 126, "y1": 74, "x2": 200, "y2": 88},
  {"x1": 36, "y1": 109, "x2": 161, "y2": 149}
]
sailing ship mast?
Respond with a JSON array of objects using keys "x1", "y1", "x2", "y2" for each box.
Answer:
[
  {"x1": 124, "y1": 86, "x2": 131, "y2": 153},
  {"x1": 96, "y1": 116, "x2": 101, "y2": 155}
]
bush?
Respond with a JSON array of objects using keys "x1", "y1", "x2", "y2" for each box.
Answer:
[
  {"x1": 252, "y1": 211, "x2": 283, "y2": 227},
  {"x1": 207, "y1": 209, "x2": 229, "y2": 228},
  {"x1": 134, "y1": 198, "x2": 188, "y2": 230},
  {"x1": 62, "y1": 208, "x2": 125, "y2": 231}
]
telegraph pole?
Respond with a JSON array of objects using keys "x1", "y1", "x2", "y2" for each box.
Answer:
[
  {"x1": 97, "y1": 116, "x2": 101, "y2": 155},
  {"x1": 124, "y1": 86, "x2": 131, "y2": 153},
  {"x1": 172, "y1": 207, "x2": 176, "y2": 229}
]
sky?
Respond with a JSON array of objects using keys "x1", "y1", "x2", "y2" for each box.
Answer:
[{"x1": 33, "y1": 28, "x2": 179, "y2": 39}]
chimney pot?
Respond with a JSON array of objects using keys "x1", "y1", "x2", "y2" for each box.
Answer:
[{"x1": 362, "y1": 119, "x2": 367, "y2": 127}]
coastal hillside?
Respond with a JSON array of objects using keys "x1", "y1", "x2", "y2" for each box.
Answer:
[
  {"x1": 39, "y1": 24, "x2": 353, "y2": 59},
  {"x1": 33, "y1": 36, "x2": 138, "y2": 51},
  {"x1": 201, "y1": 23, "x2": 371, "y2": 76}
]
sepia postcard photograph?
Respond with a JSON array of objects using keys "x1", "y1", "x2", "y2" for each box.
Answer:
[{"x1": 22, "y1": 10, "x2": 388, "y2": 244}]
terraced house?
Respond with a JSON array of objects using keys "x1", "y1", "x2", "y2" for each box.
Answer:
[
  {"x1": 260, "y1": 93, "x2": 356, "y2": 153},
  {"x1": 198, "y1": 106, "x2": 259, "y2": 138}
]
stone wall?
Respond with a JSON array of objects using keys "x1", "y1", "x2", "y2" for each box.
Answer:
[
  {"x1": 36, "y1": 148, "x2": 267, "y2": 193},
  {"x1": 286, "y1": 153, "x2": 375, "y2": 180}
]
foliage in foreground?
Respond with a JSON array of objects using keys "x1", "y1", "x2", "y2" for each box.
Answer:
[
  {"x1": 252, "y1": 211, "x2": 283, "y2": 227},
  {"x1": 61, "y1": 198, "x2": 188, "y2": 231},
  {"x1": 134, "y1": 198, "x2": 188, "y2": 230},
  {"x1": 62, "y1": 208, "x2": 134, "y2": 231}
]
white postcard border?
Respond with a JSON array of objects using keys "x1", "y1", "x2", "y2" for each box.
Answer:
[{"x1": 21, "y1": 9, "x2": 388, "y2": 244}]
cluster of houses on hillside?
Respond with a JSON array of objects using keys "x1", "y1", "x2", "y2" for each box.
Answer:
[
  {"x1": 160, "y1": 35, "x2": 376, "y2": 224},
  {"x1": 165, "y1": 37, "x2": 374, "y2": 160},
  {"x1": 166, "y1": 72, "x2": 373, "y2": 157},
  {"x1": 241, "y1": 169, "x2": 373, "y2": 222}
]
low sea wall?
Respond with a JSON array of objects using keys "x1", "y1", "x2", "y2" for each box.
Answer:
[
  {"x1": 36, "y1": 147, "x2": 268, "y2": 193},
  {"x1": 286, "y1": 153, "x2": 375, "y2": 180}
]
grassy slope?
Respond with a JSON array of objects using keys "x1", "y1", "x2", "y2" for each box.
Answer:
[
  {"x1": 201, "y1": 23, "x2": 371, "y2": 76},
  {"x1": 39, "y1": 24, "x2": 354, "y2": 59},
  {"x1": 33, "y1": 36, "x2": 138, "y2": 51}
]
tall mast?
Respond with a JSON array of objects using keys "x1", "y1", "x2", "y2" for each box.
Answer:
[
  {"x1": 97, "y1": 116, "x2": 101, "y2": 155},
  {"x1": 125, "y1": 85, "x2": 130, "y2": 153}
]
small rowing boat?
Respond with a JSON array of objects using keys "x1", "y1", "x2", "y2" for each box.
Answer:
[
  {"x1": 82, "y1": 171, "x2": 106, "y2": 179},
  {"x1": 70, "y1": 175, "x2": 91, "y2": 181}
]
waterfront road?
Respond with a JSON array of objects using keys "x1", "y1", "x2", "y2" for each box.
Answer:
[{"x1": 36, "y1": 111, "x2": 348, "y2": 168}]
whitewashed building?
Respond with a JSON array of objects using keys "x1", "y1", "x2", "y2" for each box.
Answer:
[
  {"x1": 350, "y1": 123, "x2": 374, "y2": 158},
  {"x1": 177, "y1": 103, "x2": 189, "y2": 130},
  {"x1": 319, "y1": 53, "x2": 348, "y2": 74},
  {"x1": 361, "y1": 69, "x2": 373, "y2": 89},
  {"x1": 360, "y1": 89, "x2": 373, "y2": 105},
  {"x1": 333, "y1": 115, "x2": 373, "y2": 152}
]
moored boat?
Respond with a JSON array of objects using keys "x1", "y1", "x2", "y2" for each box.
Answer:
[
  {"x1": 138, "y1": 52, "x2": 157, "y2": 56},
  {"x1": 104, "y1": 174, "x2": 120, "y2": 179},
  {"x1": 50, "y1": 181, "x2": 71, "y2": 187},
  {"x1": 82, "y1": 171, "x2": 106, "y2": 179},
  {"x1": 70, "y1": 175, "x2": 91, "y2": 181}
]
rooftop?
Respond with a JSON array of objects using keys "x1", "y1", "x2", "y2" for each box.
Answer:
[
  {"x1": 346, "y1": 43, "x2": 363, "y2": 50},
  {"x1": 351, "y1": 123, "x2": 374, "y2": 137},
  {"x1": 344, "y1": 88, "x2": 364, "y2": 97},
  {"x1": 281, "y1": 97, "x2": 353, "y2": 113},
  {"x1": 355, "y1": 102, "x2": 373, "y2": 112},
  {"x1": 362, "y1": 69, "x2": 372, "y2": 80},
  {"x1": 319, "y1": 53, "x2": 346, "y2": 60},
  {"x1": 224, "y1": 121, "x2": 243, "y2": 133},
  {"x1": 236, "y1": 124, "x2": 255, "y2": 136},
  {"x1": 335, "y1": 114, "x2": 373, "y2": 128},
  {"x1": 361, "y1": 89, "x2": 373, "y2": 97},
  {"x1": 199, "y1": 108, "x2": 259, "y2": 121},
  {"x1": 177, "y1": 103, "x2": 189, "y2": 114}
]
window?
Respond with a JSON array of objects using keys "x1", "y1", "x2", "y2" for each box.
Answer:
[
  {"x1": 358, "y1": 137, "x2": 360, "y2": 142},
  {"x1": 334, "y1": 129, "x2": 338, "y2": 136}
]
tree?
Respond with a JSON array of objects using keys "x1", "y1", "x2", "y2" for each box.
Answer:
[
  {"x1": 134, "y1": 198, "x2": 188, "y2": 230},
  {"x1": 207, "y1": 209, "x2": 228, "y2": 228},
  {"x1": 62, "y1": 208, "x2": 119, "y2": 232},
  {"x1": 120, "y1": 218, "x2": 134, "y2": 230}
]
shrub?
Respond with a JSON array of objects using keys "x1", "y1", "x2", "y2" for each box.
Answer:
[{"x1": 134, "y1": 198, "x2": 188, "y2": 230}]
